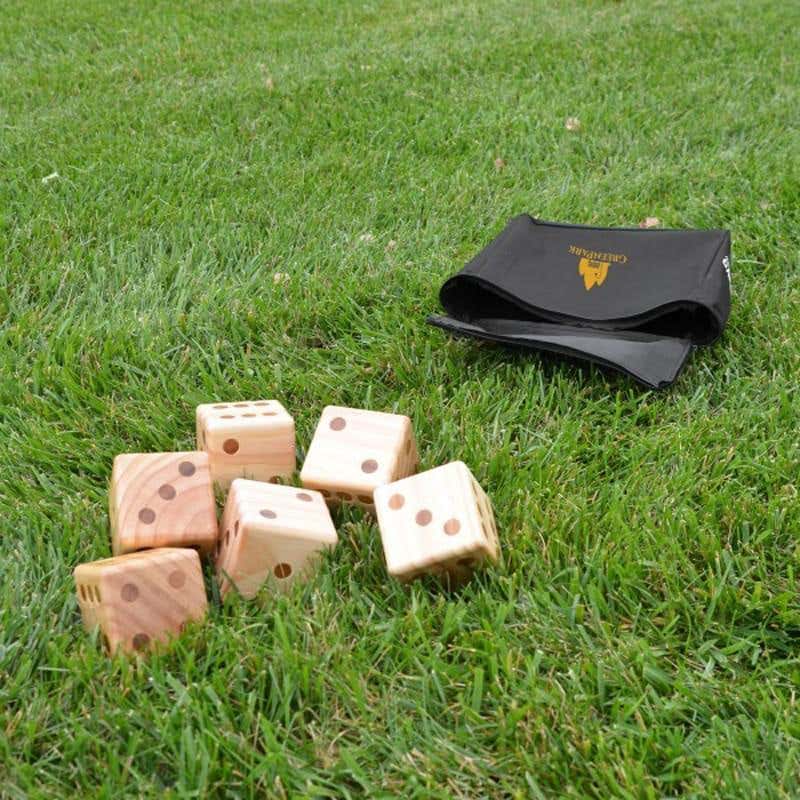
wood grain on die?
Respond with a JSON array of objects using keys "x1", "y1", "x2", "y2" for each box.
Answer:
[
  {"x1": 74, "y1": 548, "x2": 207, "y2": 655},
  {"x1": 110, "y1": 451, "x2": 218, "y2": 556},
  {"x1": 374, "y1": 461, "x2": 499, "y2": 582},
  {"x1": 216, "y1": 479, "x2": 337, "y2": 599},
  {"x1": 196, "y1": 400, "x2": 295, "y2": 489},
  {"x1": 300, "y1": 405, "x2": 418, "y2": 506}
]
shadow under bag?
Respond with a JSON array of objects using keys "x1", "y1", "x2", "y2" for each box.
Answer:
[{"x1": 428, "y1": 215, "x2": 731, "y2": 389}]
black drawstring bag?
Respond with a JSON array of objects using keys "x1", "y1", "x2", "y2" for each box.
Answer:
[{"x1": 428, "y1": 215, "x2": 731, "y2": 389}]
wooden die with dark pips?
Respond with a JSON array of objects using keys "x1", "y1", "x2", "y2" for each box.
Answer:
[
  {"x1": 300, "y1": 405, "x2": 418, "y2": 509},
  {"x1": 109, "y1": 451, "x2": 217, "y2": 556},
  {"x1": 74, "y1": 548, "x2": 207, "y2": 655},
  {"x1": 216, "y1": 479, "x2": 337, "y2": 598},
  {"x1": 196, "y1": 400, "x2": 295, "y2": 490},
  {"x1": 375, "y1": 461, "x2": 499, "y2": 583}
]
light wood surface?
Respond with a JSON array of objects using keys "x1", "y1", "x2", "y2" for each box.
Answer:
[
  {"x1": 374, "y1": 461, "x2": 499, "y2": 583},
  {"x1": 300, "y1": 405, "x2": 418, "y2": 509},
  {"x1": 74, "y1": 548, "x2": 207, "y2": 655},
  {"x1": 110, "y1": 451, "x2": 218, "y2": 556},
  {"x1": 196, "y1": 399, "x2": 295, "y2": 489},
  {"x1": 216, "y1": 478, "x2": 337, "y2": 599}
]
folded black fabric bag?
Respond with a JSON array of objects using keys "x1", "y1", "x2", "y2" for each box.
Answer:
[{"x1": 428, "y1": 215, "x2": 731, "y2": 389}]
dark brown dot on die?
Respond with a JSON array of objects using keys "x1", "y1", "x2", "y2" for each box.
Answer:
[
  {"x1": 223, "y1": 438, "x2": 239, "y2": 454},
  {"x1": 221, "y1": 414, "x2": 235, "y2": 419},
  {"x1": 234, "y1": 403, "x2": 249, "y2": 408},
  {"x1": 234, "y1": 520, "x2": 240, "y2": 536},
  {"x1": 120, "y1": 583, "x2": 139, "y2": 602},
  {"x1": 338, "y1": 492, "x2": 352, "y2": 501},
  {"x1": 443, "y1": 518, "x2": 461, "y2": 536},
  {"x1": 254, "y1": 401, "x2": 270, "y2": 407},
  {"x1": 320, "y1": 489, "x2": 331, "y2": 498},
  {"x1": 213, "y1": 404, "x2": 228, "y2": 409},
  {"x1": 138, "y1": 507, "x2": 156, "y2": 524},
  {"x1": 243, "y1": 413, "x2": 256, "y2": 418},
  {"x1": 260, "y1": 509, "x2": 277, "y2": 519},
  {"x1": 168, "y1": 570, "x2": 186, "y2": 589},
  {"x1": 296, "y1": 492, "x2": 313, "y2": 502},
  {"x1": 158, "y1": 483, "x2": 176, "y2": 500},
  {"x1": 274, "y1": 563, "x2": 292, "y2": 579},
  {"x1": 361, "y1": 459, "x2": 378, "y2": 474},
  {"x1": 388, "y1": 493, "x2": 405, "y2": 510},
  {"x1": 262, "y1": 412, "x2": 277, "y2": 417},
  {"x1": 329, "y1": 417, "x2": 346, "y2": 431},
  {"x1": 416, "y1": 509, "x2": 433, "y2": 526},
  {"x1": 178, "y1": 461, "x2": 196, "y2": 477},
  {"x1": 358, "y1": 495, "x2": 372, "y2": 504},
  {"x1": 132, "y1": 633, "x2": 150, "y2": 651}
]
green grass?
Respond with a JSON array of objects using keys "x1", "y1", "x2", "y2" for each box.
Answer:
[{"x1": 1, "y1": 0, "x2": 799, "y2": 796}]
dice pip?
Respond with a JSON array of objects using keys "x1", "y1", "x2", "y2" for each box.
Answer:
[
  {"x1": 374, "y1": 461, "x2": 499, "y2": 582},
  {"x1": 196, "y1": 400, "x2": 295, "y2": 489},
  {"x1": 110, "y1": 451, "x2": 217, "y2": 556},
  {"x1": 300, "y1": 406, "x2": 418, "y2": 509},
  {"x1": 216, "y1": 479, "x2": 337, "y2": 598},
  {"x1": 74, "y1": 548, "x2": 207, "y2": 655}
]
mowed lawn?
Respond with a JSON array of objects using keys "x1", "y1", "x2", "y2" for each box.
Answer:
[{"x1": 2, "y1": 0, "x2": 799, "y2": 796}]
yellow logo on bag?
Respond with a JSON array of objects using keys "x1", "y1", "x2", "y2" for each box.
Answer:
[
  {"x1": 578, "y1": 258, "x2": 610, "y2": 290},
  {"x1": 569, "y1": 245, "x2": 628, "y2": 291}
]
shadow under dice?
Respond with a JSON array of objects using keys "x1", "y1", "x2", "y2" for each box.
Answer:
[
  {"x1": 74, "y1": 548, "x2": 207, "y2": 655},
  {"x1": 196, "y1": 400, "x2": 295, "y2": 490},
  {"x1": 216, "y1": 479, "x2": 337, "y2": 599},
  {"x1": 300, "y1": 405, "x2": 418, "y2": 509},
  {"x1": 110, "y1": 451, "x2": 218, "y2": 556},
  {"x1": 374, "y1": 461, "x2": 499, "y2": 583}
]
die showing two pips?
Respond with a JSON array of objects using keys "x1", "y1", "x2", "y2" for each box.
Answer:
[{"x1": 300, "y1": 405, "x2": 418, "y2": 509}]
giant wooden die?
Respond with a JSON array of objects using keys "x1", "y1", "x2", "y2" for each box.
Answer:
[
  {"x1": 74, "y1": 548, "x2": 207, "y2": 655},
  {"x1": 216, "y1": 479, "x2": 338, "y2": 598},
  {"x1": 374, "y1": 461, "x2": 499, "y2": 582},
  {"x1": 110, "y1": 451, "x2": 217, "y2": 556},
  {"x1": 196, "y1": 400, "x2": 295, "y2": 489},
  {"x1": 300, "y1": 405, "x2": 418, "y2": 509}
]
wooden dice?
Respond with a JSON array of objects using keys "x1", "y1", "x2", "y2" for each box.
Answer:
[
  {"x1": 374, "y1": 461, "x2": 499, "y2": 582},
  {"x1": 110, "y1": 451, "x2": 217, "y2": 556},
  {"x1": 196, "y1": 400, "x2": 295, "y2": 489},
  {"x1": 74, "y1": 548, "x2": 207, "y2": 654},
  {"x1": 216, "y1": 479, "x2": 337, "y2": 598},
  {"x1": 300, "y1": 406, "x2": 418, "y2": 509}
]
